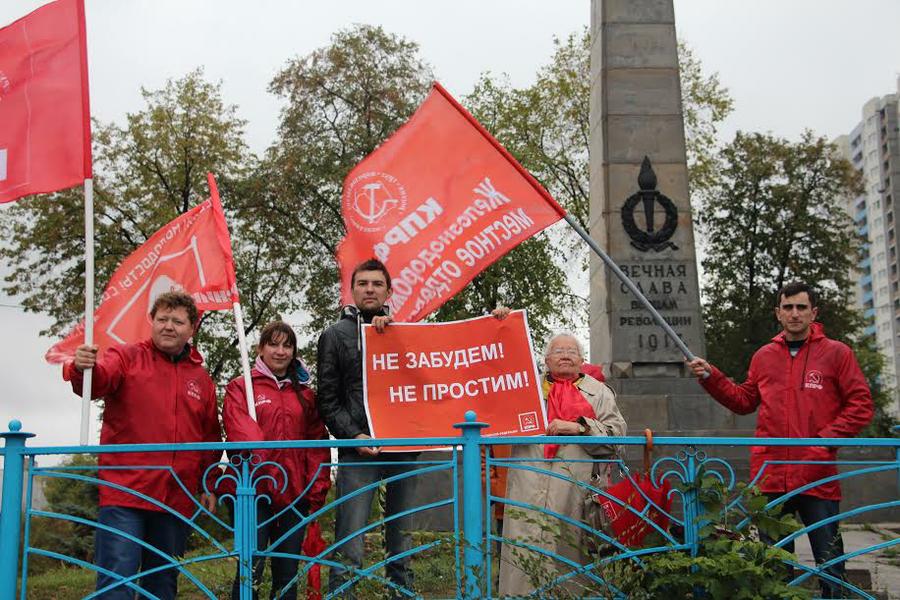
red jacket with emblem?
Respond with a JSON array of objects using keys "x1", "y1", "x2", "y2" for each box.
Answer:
[
  {"x1": 64, "y1": 340, "x2": 221, "y2": 516},
  {"x1": 222, "y1": 365, "x2": 331, "y2": 512},
  {"x1": 700, "y1": 322, "x2": 873, "y2": 500}
]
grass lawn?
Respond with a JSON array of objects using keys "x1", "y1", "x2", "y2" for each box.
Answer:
[{"x1": 24, "y1": 531, "x2": 460, "y2": 599}]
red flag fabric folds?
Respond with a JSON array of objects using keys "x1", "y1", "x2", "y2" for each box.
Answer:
[
  {"x1": 0, "y1": 0, "x2": 92, "y2": 203},
  {"x1": 302, "y1": 521, "x2": 326, "y2": 600},
  {"x1": 336, "y1": 82, "x2": 566, "y2": 322},
  {"x1": 596, "y1": 472, "x2": 673, "y2": 548},
  {"x1": 45, "y1": 174, "x2": 238, "y2": 363}
]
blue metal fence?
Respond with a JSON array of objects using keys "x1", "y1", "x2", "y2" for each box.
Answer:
[{"x1": 2, "y1": 413, "x2": 899, "y2": 599}]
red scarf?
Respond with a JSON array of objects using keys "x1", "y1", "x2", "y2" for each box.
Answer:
[{"x1": 544, "y1": 377, "x2": 595, "y2": 459}]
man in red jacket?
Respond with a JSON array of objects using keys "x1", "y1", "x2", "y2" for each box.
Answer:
[
  {"x1": 688, "y1": 281, "x2": 873, "y2": 597},
  {"x1": 65, "y1": 291, "x2": 221, "y2": 600}
]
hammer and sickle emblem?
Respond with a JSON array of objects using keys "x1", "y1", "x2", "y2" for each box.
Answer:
[{"x1": 353, "y1": 182, "x2": 400, "y2": 224}]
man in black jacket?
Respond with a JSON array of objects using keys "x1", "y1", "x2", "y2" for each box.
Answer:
[{"x1": 317, "y1": 258, "x2": 418, "y2": 598}]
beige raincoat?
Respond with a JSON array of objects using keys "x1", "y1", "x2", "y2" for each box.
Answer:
[{"x1": 498, "y1": 374, "x2": 626, "y2": 597}]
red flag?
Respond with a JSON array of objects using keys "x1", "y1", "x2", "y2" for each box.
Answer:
[
  {"x1": 595, "y1": 473, "x2": 672, "y2": 548},
  {"x1": 336, "y1": 82, "x2": 566, "y2": 322},
  {"x1": 0, "y1": 0, "x2": 92, "y2": 203},
  {"x1": 302, "y1": 521, "x2": 325, "y2": 600},
  {"x1": 45, "y1": 174, "x2": 238, "y2": 363}
]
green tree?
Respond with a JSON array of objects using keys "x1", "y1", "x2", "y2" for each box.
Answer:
[
  {"x1": 0, "y1": 69, "x2": 248, "y2": 337},
  {"x1": 1, "y1": 26, "x2": 735, "y2": 379},
  {"x1": 680, "y1": 43, "x2": 735, "y2": 197},
  {"x1": 699, "y1": 131, "x2": 896, "y2": 432},
  {"x1": 265, "y1": 24, "x2": 574, "y2": 348},
  {"x1": 701, "y1": 131, "x2": 863, "y2": 373},
  {"x1": 261, "y1": 24, "x2": 432, "y2": 342}
]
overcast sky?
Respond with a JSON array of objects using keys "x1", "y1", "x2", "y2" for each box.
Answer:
[{"x1": 1, "y1": 0, "x2": 899, "y2": 452}]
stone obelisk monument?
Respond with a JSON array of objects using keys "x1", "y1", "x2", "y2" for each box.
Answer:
[{"x1": 589, "y1": 0, "x2": 747, "y2": 432}]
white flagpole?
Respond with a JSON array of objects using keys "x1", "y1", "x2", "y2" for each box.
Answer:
[
  {"x1": 80, "y1": 178, "x2": 94, "y2": 445},
  {"x1": 232, "y1": 301, "x2": 256, "y2": 421}
]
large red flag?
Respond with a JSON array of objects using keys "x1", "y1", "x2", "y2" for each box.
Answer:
[
  {"x1": 0, "y1": 0, "x2": 92, "y2": 203},
  {"x1": 46, "y1": 174, "x2": 238, "y2": 363},
  {"x1": 336, "y1": 82, "x2": 566, "y2": 322}
]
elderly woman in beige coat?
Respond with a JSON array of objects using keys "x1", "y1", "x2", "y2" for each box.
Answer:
[{"x1": 498, "y1": 331, "x2": 626, "y2": 597}]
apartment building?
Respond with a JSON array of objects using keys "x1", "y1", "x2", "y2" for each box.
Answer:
[{"x1": 835, "y1": 76, "x2": 900, "y2": 414}]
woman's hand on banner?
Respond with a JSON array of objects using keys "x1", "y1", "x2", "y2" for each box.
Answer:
[{"x1": 491, "y1": 306, "x2": 511, "y2": 320}]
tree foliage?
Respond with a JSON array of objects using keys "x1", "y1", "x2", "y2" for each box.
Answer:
[
  {"x1": 680, "y1": 43, "x2": 735, "y2": 197},
  {"x1": 265, "y1": 24, "x2": 580, "y2": 350},
  {"x1": 699, "y1": 131, "x2": 896, "y2": 433},
  {"x1": 262, "y1": 25, "x2": 432, "y2": 342},
  {"x1": 466, "y1": 30, "x2": 591, "y2": 229},
  {"x1": 0, "y1": 70, "x2": 246, "y2": 339},
  {"x1": 466, "y1": 31, "x2": 733, "y2": 229},
  {"x1": 701, "y1": 132, "x2": 863, "y2": 373}
]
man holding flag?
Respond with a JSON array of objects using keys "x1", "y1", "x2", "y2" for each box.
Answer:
[
  {"x1": 46, "y1": 171, "x2": 245, "y2": 597},
  {"x1": 64, "y1": 291, "x2": 221, "y2": 600},
  {"x1": 324, "y1": 86, "x2": 566, "y2": 594}
]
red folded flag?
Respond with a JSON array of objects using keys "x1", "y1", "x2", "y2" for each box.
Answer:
[
  {"x1": 45, "y1": 173, "x2": 238, "y2": 363},
  {"x1": 302, "y1": 521, "x2": 326, "y2": 600},
  {"x1": 0, "y1": 0, "x2": 92, "y2": 203},
  {"x1": 336, "y1": 82, "x2": 566, "y2": 322},
  {"x1": 596, "y1": 473, "x2": 672, "y2": 548}
]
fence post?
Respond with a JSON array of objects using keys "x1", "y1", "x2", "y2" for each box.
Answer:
[
  {"x1": 894, "y1": 426, "x2": 900, "y2": 494},
  {"x1": 234, "y1": 457, "x2": 258, "y2": 600},
  {"x1": 454, "y1": 410, "x2": 488, "y2": 599},
  {"x1": 682, "y1": 448, "x2": 700, "y2": 558},
  {"x1": 0, "y1": 419, "x2": 35, "y2": 598}
]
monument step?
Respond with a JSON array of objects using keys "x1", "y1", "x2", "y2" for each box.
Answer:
[
  {"x1": 610, "y1": 376, "x2": 708, "y2": 397},
  {"x1": 615, "y1": 392, "x2": 757, "y2": 431}
]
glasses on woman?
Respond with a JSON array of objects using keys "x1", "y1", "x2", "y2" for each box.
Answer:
[{"x1": 549, "y1": 348, "x2": 580, "y2": 357}]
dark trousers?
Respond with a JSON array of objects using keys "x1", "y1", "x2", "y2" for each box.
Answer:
[
  {"x1": 231, "y1": 504, "x2": 307, "y2": 600},
  {"x1": 94, "y1": 506, "x2": 188, "y2": 600},
  {"x1": 328, "y1": 452, "x2": 418, "y2": 599},
  {"x1": 767, "y1": 494, "x2": 846, "y2": 598}
]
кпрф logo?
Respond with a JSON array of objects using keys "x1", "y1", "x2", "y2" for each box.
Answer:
[
  {"x1": 804, "y1": 370, "x2": 824, "y2": 390},
  {"x1": 344, "y1": 171, "x2": 408, "y2": 233}
]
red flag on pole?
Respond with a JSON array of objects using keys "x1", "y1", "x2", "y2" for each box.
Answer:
[
  {"x1": 0, "y1": 0, "x2": 92, "y2": 203},
  {"x1": 45, "y1": 175, "x2": 238, "y2": 363},
  {"x1": 336, "y1": 82, "x2": 566, "y2": 322}
]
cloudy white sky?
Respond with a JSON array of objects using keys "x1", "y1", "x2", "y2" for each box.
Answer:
[{"x1": 1, "y1": 0, "x2": 899, "y2": 451}]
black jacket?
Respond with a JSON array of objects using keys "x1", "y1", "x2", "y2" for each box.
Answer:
[{"x1": 316, "y1": 305, "x2": 383, "y2": 442}]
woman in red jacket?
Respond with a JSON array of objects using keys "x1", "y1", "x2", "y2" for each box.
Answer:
[{"x1": 223, "y1": 321, "x2": 331, "y2": 600}]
